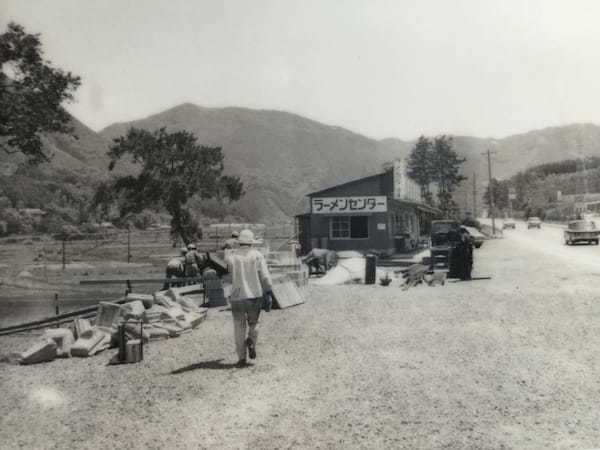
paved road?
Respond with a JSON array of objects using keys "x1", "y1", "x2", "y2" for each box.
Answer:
[{"x1": 480, "y1": 219, "x2": 600, "y2": 273}]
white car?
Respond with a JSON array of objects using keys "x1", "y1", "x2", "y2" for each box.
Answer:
[
  {"x1": 527, "y1": 217, "x2": 542, "y2": 229},
  {"x1": 503, "y1": 219, "x2": 516, "y2": 229}
]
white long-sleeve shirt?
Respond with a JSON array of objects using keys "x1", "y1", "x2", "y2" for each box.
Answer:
[{"x1": 225, "y1": 247, "x2": 273, "y2": 301}]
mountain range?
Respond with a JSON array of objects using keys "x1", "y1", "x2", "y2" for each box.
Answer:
[{"x1": 5, "y1": 103, "x2": 600, "y2": 223}]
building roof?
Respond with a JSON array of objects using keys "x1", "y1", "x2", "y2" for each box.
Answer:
[
  {"x1": 306, "y1": 172, "x2": 385, "y2": 197},
  {"x1": 390, "y1": 198, "x2": 441, "y2": 215}
]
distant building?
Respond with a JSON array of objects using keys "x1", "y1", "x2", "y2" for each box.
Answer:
[
  {"x1": 296, "y1": 158, "x2": 440, "y2": 255},
  {"x1": 556, "y1": 192, "x2": 600, "y2": 215}
]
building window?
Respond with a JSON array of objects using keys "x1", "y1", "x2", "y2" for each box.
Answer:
[{"x1": 330, "y1": 216, "x2": 369, "y2": 239}]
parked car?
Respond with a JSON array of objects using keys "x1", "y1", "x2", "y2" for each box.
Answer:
[
  {"x1": 503, "y1": 218, "x2": 516, "y2": 229},
  {"x1": 564, "y1": 220, "x2": 600, "y2": 245},
  {"x1": 463, "y1": 226, "x2": 485, "y2": 248},
  {"x1": 527, "y1": 217, "x2": 542, "y2": 229}
]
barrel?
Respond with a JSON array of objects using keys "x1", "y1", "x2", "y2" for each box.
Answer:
[{"x1": 365, "y1": 254, "x2": 377, "y2": 285}]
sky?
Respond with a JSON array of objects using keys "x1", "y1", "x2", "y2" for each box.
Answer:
[{"x1": 3, "y1": 0, "x2": 600, "y2": 140}]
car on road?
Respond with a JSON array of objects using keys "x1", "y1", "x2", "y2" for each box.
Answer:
[
  {"x1": 463, "y1": 226, "x2": 485, "y2": 249},
  {"x1": 527, "y1": 217, "x2": 542, "y2": 229},
  {"x1": 503, "y1": 218, "x2": 516, "y2": 229},
  {"x1": 564, "y1": 220, "x2": 600, "y2": 245}
]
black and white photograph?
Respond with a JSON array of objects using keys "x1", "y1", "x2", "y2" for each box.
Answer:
[{"x1": 2, "y1": 1, "x2": 600, "y2": 448}]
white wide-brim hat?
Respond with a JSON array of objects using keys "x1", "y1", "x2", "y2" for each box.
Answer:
[{"x1": 238, "y1": 229, "x2": 260, "y2": 245}]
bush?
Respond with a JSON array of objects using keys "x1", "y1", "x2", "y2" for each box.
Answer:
[{"x1": 131, "y1": 209, "x2": 161, "y2": 230}]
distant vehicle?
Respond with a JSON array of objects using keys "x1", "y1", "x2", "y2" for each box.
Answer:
[
  {"x1": 527, "y1": 217, "x2": 542, "y2": 229},
  {"x1": 564, "y1": 220, "x2": 600, "y2": 245},
  {"x1": 503, "y1": 218, "x2": 516, "y2": 229},
  {"x1": 463, "y1": 226, "x2": 485, "y2": 248}
]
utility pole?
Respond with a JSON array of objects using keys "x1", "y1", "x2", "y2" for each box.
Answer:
[{"x1": 483, "y1": 149, "x2": 496, "y2": 236}]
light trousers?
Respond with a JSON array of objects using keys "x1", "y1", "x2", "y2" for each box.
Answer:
[{"x1": 230, "y1": 297, "x2": 261, "y2": 360}]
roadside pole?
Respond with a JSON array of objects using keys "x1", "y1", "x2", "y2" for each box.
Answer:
[
  {"x1": 484, "y1": 149, "x2": 496, "y2": 236},
  {"x1": 62, "y1": 239, "x2": 66, "y2": 270}
]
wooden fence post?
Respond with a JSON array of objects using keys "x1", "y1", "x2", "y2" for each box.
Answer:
[
  {"x1": 62, "y1": 240, "x2": 66, "y2": 270},
  {"x1": 127, "y1": 227, "x2": 131, "y2": 263},
  {"x1": 54, "y1": 293, "x2": 59, "y2": 328}
]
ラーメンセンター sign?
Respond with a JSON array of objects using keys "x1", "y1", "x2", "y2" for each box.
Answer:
[{"x1": 311, "y1": 196, "x2": 387, "y2": 214}]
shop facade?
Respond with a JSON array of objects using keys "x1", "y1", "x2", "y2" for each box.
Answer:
[{"x1": 296, "y1": 159, "x2": 440, "y2": 255}]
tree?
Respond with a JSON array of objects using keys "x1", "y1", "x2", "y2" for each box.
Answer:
[
  {"x1": 483, "y1": 178, "x2": 510, "y2": 213},
  {"x1": 430, "y1": 135, "x2": 466, "y2": 215},
  {"x1": 96, "y1": 127, "x2": 244, "y2": 244},
  {"x1": 407, "y1": 135, "x2": 434, "y2": 204},
  {"x1": 0, "y1": 22, "x2": 81, "y2": 164}
]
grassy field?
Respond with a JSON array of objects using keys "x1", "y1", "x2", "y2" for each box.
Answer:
[{"x1": 0, "y1": 228, "x2": 293, "y2": 328}]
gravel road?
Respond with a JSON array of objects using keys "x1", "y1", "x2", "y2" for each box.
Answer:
[{"x1": 2, "y1": 227, "x2": 600, "y2": 449}]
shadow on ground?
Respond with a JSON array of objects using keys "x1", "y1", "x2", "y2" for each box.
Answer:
[{"x1": 170, "y1": 359, "x2": 250, "y2": 374}]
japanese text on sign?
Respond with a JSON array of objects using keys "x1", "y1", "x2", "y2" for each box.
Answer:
[{"x1": 311, "y1": 196, "x2": 387, "y2": 214}]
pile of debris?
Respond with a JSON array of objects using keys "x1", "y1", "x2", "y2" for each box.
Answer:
[
  {"x1": 13, "y1": 284, "x2": 208, "y2": 365},
  {"x1": 391, "y1": 264, "x2": 448, "y2": 289}
]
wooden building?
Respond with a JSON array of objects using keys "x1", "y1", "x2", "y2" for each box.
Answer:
[{"x1": 296, "y1": 159, "x2": 440, "y2": 255}]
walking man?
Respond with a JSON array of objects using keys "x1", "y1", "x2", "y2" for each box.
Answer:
[{"x1": 225, "y1": 229, "x2": 274, "y2": 365}]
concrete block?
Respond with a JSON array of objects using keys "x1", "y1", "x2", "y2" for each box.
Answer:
[
  {"x1": 71, "y1": 329, "x2": 109, "y2": 357},
  {"x1": 124, "y1": 322, "x2": 150, "y2": 343},
  {"x1": 144, "y1": 325, "x2": 169, "y2": 340},
  {"x1": 159, "y1": 306, "x2": 186, "y2": 322},
  {"x1": 20, "y1": 339, "x2": 57, "y2": 365},
  {"x1": 153, "y1": 321, "x2": 183, "y2": 337},
  {"x1": 126, "y1": 292, "x2": 154, "y2": 309},
  {"x1": 44, "y1": 328, "x2": 74, "y2": 357},
  {"x1": 74, "y1": 318, "x2": 93, "y2": 339},
  {"x1": 154, "y1": 291, "x2": 176, "y2": 308},
  {"x1": 185, "y1": 311, "x2": 206, "y2": 329},
  {"x1": 121, "y1": 300, "x2": 146, "y2": 319},
  {"x1": 176, "y1": 296, "x2": 202, "y2": 313},
  {"x1": 96, "y1": 302, "x2": 123, "y2": 330},
  {"x1": 142, "y1": 304, "x2": 168, "y2": 323}
]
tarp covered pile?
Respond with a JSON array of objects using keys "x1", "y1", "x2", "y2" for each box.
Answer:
[{"x1": 15, "y1": 285, "x2": 208, "y2": 365}]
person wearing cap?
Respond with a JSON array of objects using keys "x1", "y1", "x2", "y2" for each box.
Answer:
[
  {"x1": 222, "y1": 231, "x2": 240, "y2": 250},
  {"x1": 225, "y1": 229, "x2": 274, "y2": 365},
  {"x1": 163, "y1": 247, "x2": 187, "y2": 289}
]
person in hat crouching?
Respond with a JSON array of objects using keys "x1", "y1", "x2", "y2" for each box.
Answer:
[
  {"x1": 225, "y1": 229, "x2": 274, "y2": 365},
  {"x1": 222, "y1": 231, "x2": 240, "y2": 250},
  {"x1": 163, "y1": 247, "x2": 187, "y2": 289},
  {"x1": 184, "y1": 243, "x2": 205, "y2": 282}
]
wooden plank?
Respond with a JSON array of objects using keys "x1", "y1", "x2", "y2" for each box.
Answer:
[
  {"x1": 271, "y1": 281, "x2": 305, "y2": 309},
  {"x1": 79, "y1": 277, "x2": 204, "y2": 285}
]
